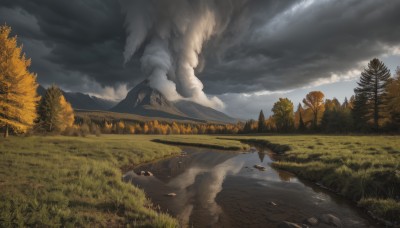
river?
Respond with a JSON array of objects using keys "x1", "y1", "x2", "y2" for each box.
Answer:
[{"x1": 123, "y1": 146, "x2": 380, "y2": 227}]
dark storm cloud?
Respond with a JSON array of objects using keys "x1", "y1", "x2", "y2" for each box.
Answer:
[
  {"x1": 200, "y1": 0, "x2": 400, "y2": 94},
  {"x1": 0, "y1": 0, "x2": 399, "y2": 98},
  {"x1": 0, "y1": 0, "x2": 145, "y2": 96}
]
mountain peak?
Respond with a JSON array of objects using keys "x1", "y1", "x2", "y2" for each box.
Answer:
[
  {"x1": 110, "y1": 80, "x2": 187, "y2": 118},
  {"x1": 110, "y1": 80, "x2": 237, "y2": 123}
]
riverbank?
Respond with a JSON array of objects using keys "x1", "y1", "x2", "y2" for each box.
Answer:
[
  {"x1": 0, "y1": 135, "x2": 180, "y2": 227},
  {"x1": 221, "y1": 135, "x2": 400, "y2": 226}
]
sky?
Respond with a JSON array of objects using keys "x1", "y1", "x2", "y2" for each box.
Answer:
[{"x1": 1, "y1": 0, "x2": 400, "y2": 119}]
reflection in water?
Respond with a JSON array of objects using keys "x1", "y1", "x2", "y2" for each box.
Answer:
[{"x1": 124, "y1": 147, "x2": 379, "y2": 227}]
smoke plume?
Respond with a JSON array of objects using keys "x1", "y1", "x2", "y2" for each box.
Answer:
[{"x1": 120, "y1": 0, "x2": 245, "y2": 109}]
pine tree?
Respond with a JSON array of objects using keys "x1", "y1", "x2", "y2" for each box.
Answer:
[
  {"x1": 298, "y1": 104, "x2": 306, "y2": 132},
  {"x1": 38, "y1": 85, "x2": 74, "y2": 132},
  {"x1": 0, "y1": 25, "x2": 40, "y2": 137},
  {"x1": 342, "y1": 97, "x2": 349, "y2": 109},
  {"x1": 257, "y1": 110, "x2": 266, "y2": 133},
  {"x1": 354, "y1": 58, "x2": 390, "y2": 131}
]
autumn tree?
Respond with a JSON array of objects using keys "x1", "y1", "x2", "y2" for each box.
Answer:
[
  {"x1": 386, "y1": 67, "x2": 400, "y2": 129},
  {"x1": 302, "y1": 91, "x2": 325, "y2": 129},
  {"x1": 257, "y1": 110, "x2": 266, "y2": 133},
  {"x1": 272, "y1": 98, "x2": 294, "y2": 132},
  {"x1": 58, "y1": 95, "x2": 74, "y2": 131},
  {"x1": 38, "y1": 85, "x2": 74, "y2": 132},
  {"x1": 354, "y1": 58, "x2": 391, "y2": 131},
  {"x1": 0, "y1": 25, "x2": 40, "y2": 137}
]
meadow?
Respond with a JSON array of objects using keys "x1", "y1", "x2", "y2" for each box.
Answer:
[
  {"x1": 0, "y1": 135, "x2": 181, "y2": 227},
  {"x1": 0, "y1": 134, "x2": 399, "y2": 227}
]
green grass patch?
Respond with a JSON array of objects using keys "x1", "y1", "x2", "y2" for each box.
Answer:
[
  {"x1": 0, "y1": 135, "x2": 180, "y2": 227},
  {"x1": 220, "y1": 135, "x2": 400, "y2": 223}
]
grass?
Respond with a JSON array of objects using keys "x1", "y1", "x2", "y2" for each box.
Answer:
[
  {"x1": 1, "y1": 134, "x2": 399, "y2": 226},
  {"x1": 220, "y1": 135, "x2": 400, "y2": 224},
  {"x1": 0, "y1": 135, "x2": 180, "y2": 227}
]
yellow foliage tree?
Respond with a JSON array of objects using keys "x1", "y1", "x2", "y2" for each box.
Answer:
[
  {"x1": 303, "y1": 91, "x2": 325, "y2": 128},
  {"x1": 58, "y1": 95, "x2": 74, "y2": 131},
  {"x1": 0, "y1": 25, "x2": 39, "y2": 137}
]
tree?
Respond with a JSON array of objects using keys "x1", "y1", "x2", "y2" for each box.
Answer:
[
  {"x1": 257, "y1": 110, "x2": 266, "y2": 133},
  {"x1": 302, "y1": 91, "x2": 325, "y2": 129},
  {"x1": 296, "y1": 103, "x2": 306, "y2": 132},
  {"x1": 354, "y1": 58, "x2": 391, "y2": 131},
  {"x1": 386, "y1": 67, "x2": 400, "y2": 130},
  {"x1": 321, "y1": 98, "x2": 353, "y2": 133},
  {"x1": 272, "y1": 98, "x2": 294, "y2": 132},
  {"x1": 38, "y1": 85, "x2": 74, "y2": 132},
  {"x1": 58, "y1": 95, "x2": 74, "y2": 131},
  {"x1": 0, "y1": 25, "x2": 40, "y2": 137}
]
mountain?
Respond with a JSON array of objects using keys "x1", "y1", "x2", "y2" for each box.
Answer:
[
  {"x1": 37, "y1": 85, "x2": 118, "y2": 111},
  {"x1": 110, "y1": 80, "x2": 237, "y2": 123},
  {"x1": 174, "y1": 100, "x2": 237, "y2": 123},
  {"x1": 110, "y1": 80, "x2": 194, "y2": 120}
]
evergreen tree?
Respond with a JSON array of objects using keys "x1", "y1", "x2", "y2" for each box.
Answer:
[
  {"x1": 38, "y1": 85, "x2": 74, "y2": 132},
  {"x1": 295, "y1": 103, "x2": 305, "y2": 131},
  {"x1": 352, "y1": 92, "x2": 370, "y2": 131},
  {"x1": 298, "y1": 109, "x2": 306, "y2": 132},
  {"x1": 257, "y1": 110, "x2": 266, "y2": 133},
  {"x1": 342, "y1": 97, "x2": 349, "y2": 109},
  {"x1": 0, "y1": 25, "x2": 40, "y2": 137},
  {"x1": 354, "y1": 58, "x2": 390, "y2": 131}
]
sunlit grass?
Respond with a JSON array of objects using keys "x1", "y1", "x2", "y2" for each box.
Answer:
[
  {"x1": 221, "y1": 135, "x2": 400, "y2": 223},
  {"x1": 0, "y1": 135, "x2": 180, "y2": 227}
]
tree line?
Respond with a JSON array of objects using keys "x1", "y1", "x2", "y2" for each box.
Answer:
[{"x1": 245, "y1": 58, "x2": 400, "y2": 134}]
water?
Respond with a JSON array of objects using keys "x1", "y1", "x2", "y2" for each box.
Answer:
[{"x1": 124, "y1": 146, "x2": 380, "y2": 227}]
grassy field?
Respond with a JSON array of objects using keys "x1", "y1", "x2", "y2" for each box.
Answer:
[
  {"x1": 1, "y1": 134, "x2": 399, "y2": 226},
  {"x1": 0, "y1": 135, "x2": 181, "y2": 227},
  {"x1": 221, "y1": 135, "x2": 400, "y2": 224}
]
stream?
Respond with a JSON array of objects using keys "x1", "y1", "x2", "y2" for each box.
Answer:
[{"x1": 123, "y1": 146, "x2": 380, "y2": 227}]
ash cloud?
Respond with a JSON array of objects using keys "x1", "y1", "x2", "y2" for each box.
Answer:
[{"x1": 120, "y1": 0, "x2": 248, "y2": 108}]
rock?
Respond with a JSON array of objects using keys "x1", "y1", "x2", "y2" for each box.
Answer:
[
  {"x1": 320, "y1": 214, "x2": 342, "y2": 227},
  {"x1": 165, "y1": 193, "x2": 177, "y2": 197},
  {"x1": 278, "y1": 221, "x2": 302, "y2": 228},
  {"x1": 144, "y1": 171, "x2": 153, "y2": 176},
  {"x1": 305, "y1": 217, "x2": 318, "y2": 226},
  {"x1": 254, "y1": 165, "x2": 266, "y2": 171},
  {"x1": 269, "y1": 201, "x2": 277, "y2": 206}
]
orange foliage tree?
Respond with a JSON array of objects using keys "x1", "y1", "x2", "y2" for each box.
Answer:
[{"x1": 302, "y1": 91, "x2": 325, "y2": 128}]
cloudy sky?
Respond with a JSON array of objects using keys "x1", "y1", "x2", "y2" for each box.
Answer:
[{"x1": 1, "y1": 0, "x2": 400, "y2": 119}]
